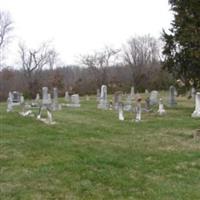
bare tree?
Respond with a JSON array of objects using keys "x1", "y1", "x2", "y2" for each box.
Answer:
[
  {"x1": 19, "y1": 42, "x2": 57, "y2": 97},
  {"x1": 0, "y1": 11, "x2": 13, "y2": 67},
  {"x1": 80, "y1": 46, "x2": 120, "y2": 87},
  {"x1": 123, "y1": 35, "x2": 161, "y2": 86}
]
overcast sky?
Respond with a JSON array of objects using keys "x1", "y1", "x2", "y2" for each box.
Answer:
[{"x1": 1, "y1": 0, "x2": 173, "y2": 66}]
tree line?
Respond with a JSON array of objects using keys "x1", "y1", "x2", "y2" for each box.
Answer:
[{"x1": 1, "y1": 0, "x2": 200, "y2": 100}]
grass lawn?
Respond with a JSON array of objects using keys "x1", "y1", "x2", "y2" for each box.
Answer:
[{"x1": 0, "y1": 94, "x2": 200, "y2": 200}]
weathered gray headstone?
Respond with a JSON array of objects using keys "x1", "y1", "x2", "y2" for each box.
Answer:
[
  {"x1": 130, "y1": 86, "x2": 135, "y2": 99},
  {"x1": 12, "y1": 91, "x2": 21, "y2": 103},
  {"x1": 67, "y1": 94, "x2": 80, "y2": 107},
  {"x1": 65, "y1": 91, "x2": 69, "y2": 101},
  {"x1": 149, "y1": 90, "x2": 158, "y2": 106},
  {"x1": 113, "y1": 91, "x2": 122, "y2": 110},
  {"x1": 96, "y1": 89, "x2": 100, "y2": 102},
  {"x1": 124, "y1": 95, "x2": 132, "y2": 111},
  {"x1": 169, "y1": 85, "x2": 177, "y2": 106},
  {"x1": 52, "y1": 87, "x2": 59, "y2": 111},
  {"x1": 42, "y1": 87, "x2": 51, "y2": 105},
  {"x1": 192, "y1": 92, "x2": 200, "y2": 118}
]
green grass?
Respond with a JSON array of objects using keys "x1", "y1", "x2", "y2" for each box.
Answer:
[{"x1": 0, "y1": 95, "x2": 200, "y2": 200}]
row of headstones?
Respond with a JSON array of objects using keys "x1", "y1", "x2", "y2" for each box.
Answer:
[
  {"x1": 7, "y1": 87, "x2": 82, "y2": 124},
  {"x1": 7, "y1": 86, "x2": 200, "y2": 124},
  {"x1": 97, "y1": 85, "x2": 177, "y2": 111},
  {"x1": 97, "y1": 85, "x2": 200, "y2": 121},
  {"x1": 34, "y1": 88, "x2": 81, "y2": 109}
]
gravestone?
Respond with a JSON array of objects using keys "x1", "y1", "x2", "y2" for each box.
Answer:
[
  {"x1": 35, "y1": 93, "x2": 40, "y2": 101},
  {"x1": 37, "y1": 109, "x2": 56, "y2": 125},
  {"x1": 118, "y1": 103, "x2": 124, "y2": 121},
  {"x1": 52, "y1": 87, "x2": 59, "y2": 111},
  {"x1": 19, "y1": 102, "x2": 34, "y2": 117},
  {"x1": 7, "y1": 92, "x2": 13, "y2": 112},
  {"x1": 157, "y1": 98, "x2": 166, "y2": 115},
  {"x1": 65, "y1": 91, "x2": 69, "y2": 101},
  {"x1": 135, "y1": 99, "x2": 142, "y2": 122},
  {"x1": 31, "y1": 93, "x2": 40, "y2": 108},
  {"x1": 97, "y1": 85, "x2": 108, "y2": 109},
  {"x1": 113, "y1": 91, "x2": 122, "y2": 110},
  {"x1": 37, "y1": 87, "x2": 56, "y2": 124},
  {"x1": 96, "y1": 89, "x2": 100, "y2": 102},
  {"x1": 67, "y1": 94, "x2": 80, "y2": 107},
  {"x1": 192, "y1": 92, "x2": 200, "y2": 118},
  {"x1": 12, "y1": 91, "x2": 21, "y2": 103},
  {"x1": 149, "y1": 90, "x2": 158, "y2": 106},
  {"x1": 130, "y1": 86, "x2": 135, "y2": 99},
  {"x1": 20, "y1": 95, "x2": 24, "y2": 104},
  {"x1": 169, "y1": 85, "x2": 177, "y2": 107},
  {"x1": 124, "y1": 95, "x2": 132, "y2": 111},
  {"x1": 42, "y1": 87, "x2": 51, "y2": 105}
]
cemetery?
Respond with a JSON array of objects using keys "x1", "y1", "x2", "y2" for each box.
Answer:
[
  {"x1": 1, "y1": 0, "x2": 200, "y2": 199},
  {"x1": 1, "y1": 86, "x2": 200, "y2": 199}
]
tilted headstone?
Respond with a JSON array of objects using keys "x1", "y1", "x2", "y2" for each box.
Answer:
[
  {"x1": 157, "y1": 98, "x2": 166, "y2": 115},
  {"x1": 19, "y1": 102, "x2": 34, "y2": 117},
  {"x1": 97, "y1": 85, "x2": 108, "y2": 109},
  {"x1": 192, "y1": 92, "x2": 200, "y2": 118},
  {"x1": 149, "y1": 90, "x2": 158, "y2": 106},
  {"x1": 168, "y1": 85, "x2": 177, "y2": 106},
  {"x1": 37, "y1": 87, "x2": 56, "y2": 124},
  {"x1": 37, "y1": 108, "x2": 56, "y2": 125}
]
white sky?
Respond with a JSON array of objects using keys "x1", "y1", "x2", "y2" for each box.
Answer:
[{"x1": 1, "y1": 0, "x2": 173, "y2": 66}]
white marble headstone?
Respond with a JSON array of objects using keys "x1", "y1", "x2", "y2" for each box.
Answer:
[
  {"x1": 98, "y1": 85, "x2": 108, "y2": 109},
  {"x1": 157, "y1": 98, "x2": 166, "y2": 115},
  {"x1": 192, "y1": 92, "x2": 200, "y2": 118}
]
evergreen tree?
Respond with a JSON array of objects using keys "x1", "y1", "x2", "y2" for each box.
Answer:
[{"x1": 162, "y1": 0, "x2": 200, "y2": 88}]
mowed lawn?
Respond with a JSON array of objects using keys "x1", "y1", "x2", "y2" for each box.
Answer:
[{"x1": 1, "y1": 94, "x2": 200, "y2": 200}]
